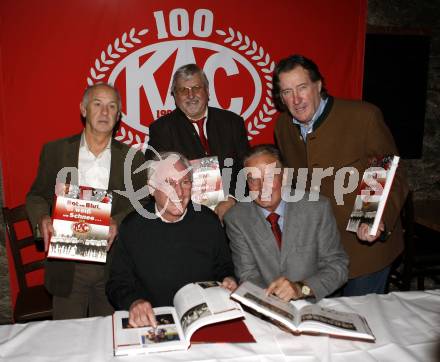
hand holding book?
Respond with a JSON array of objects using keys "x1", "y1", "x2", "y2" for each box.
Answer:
[
  {"x1": 357, "y1": 220, "x2": 385, "y2": 243},
  {"x1": 106, "y1": 218, "x2": 118, "y2": 251},
  {"x1": 37, "y1": 214, "x2": 54, "y2": 252}
]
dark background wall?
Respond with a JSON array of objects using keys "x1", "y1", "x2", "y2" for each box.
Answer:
[{"x1": 367, "y1": 0, "x2": 440, "y2": 200}]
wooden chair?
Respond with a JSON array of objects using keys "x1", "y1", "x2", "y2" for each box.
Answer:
[
  {"x1": 3, "y1": 205, "x2": 52, "y2": 322},
  {"x1": 388, "y1": 191, "x2": 440, "y2": 291}
]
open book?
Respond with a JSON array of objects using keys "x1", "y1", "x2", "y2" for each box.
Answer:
[
  {"x1": 48, "y1": 183, "x2": 112, "y2": 263},
  {"x1": 231, "y1": 281, "x2": 375, "y2": 342},
  {"x1": 112, "y1": 281, "x2": 249, "y2": 356},
  {"x1": 346, "y1": 155, "x2": 400, "y2": 236}
]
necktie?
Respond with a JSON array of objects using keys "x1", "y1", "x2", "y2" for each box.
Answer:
[
  {"x1": 266, "y1": 212, "x2": 282, "y2": 249},
  {"x1": 191, "y1": 117, "x2": 210, "y2": 155}
]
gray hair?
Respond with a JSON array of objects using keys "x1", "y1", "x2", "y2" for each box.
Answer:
[
  {"x1": 243, "y1": 144, "x2": 285, "y2": 167},
  {"x1": 147, "y1": 151, "x2": 193, "y2": 182},
  {"x1": 171, "y1": 64, "x2": 209, "y2": 95},
  {"x1": 81, "y1": 82, "x2": 122, "y2": 111}
]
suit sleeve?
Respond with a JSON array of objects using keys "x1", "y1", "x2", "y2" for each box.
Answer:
[
  {"x1": 111, "y1": 149, "x2": 148, "y2": 226},
  {"x1": 229, "y1": 116, "x2": 250, "y2": 197},
  {"x1": 303, "y1": 199, "x2": 349, "y2": 300},
  {"x1": 364, "y1": 106, "x2": 409, "y2": 235},
  {"x1": 106, "y1": 223, "x2": 149, "y2": 310},
  {"x1": 224, "y1": 211, "x2": 266, "y2": 287},
  {"x1": 26, "y1": 143, "x2": 56, "y2": 230},
  {"x1": 211, "y1": 216, "x2": 236, "y2": 281},
  {"x1": 145, "y1": 121, "x2": 171, "y2": 161}
]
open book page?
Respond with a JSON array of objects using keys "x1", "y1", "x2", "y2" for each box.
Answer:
[
  {"x1": 113, "y1": 307, "x2": 187, "y2": 356},
  {"x1": 294, "y1": 304, "x2": 375, "y2": 341},
  {"x1": 173, "y1": 281, "x2": 244, "y2": 340},
  {"x1": 232, "y1": 282, "x2": 375, "y2": 341},
  {"x1": 231, "y1": 281, "x2": 298, "y2": 330}
]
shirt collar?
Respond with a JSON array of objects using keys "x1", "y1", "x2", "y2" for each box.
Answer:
[
  {"x1": 291, "y1": 97, "x2": 328, "y2": 133},
  {"x1": 80, "y1": 131, "x2": 112, "y2": 153},
  {"x1": 258, "y1": 199, "x2": 286, "y2": 219},
  {"x1": 186, "y1": 108, "x2": 208, "y2": 122},
  {"x1": 155, "y1": 203, "x2": 188, "y2": 223}
]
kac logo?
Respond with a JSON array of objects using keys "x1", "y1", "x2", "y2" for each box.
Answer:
[{"x1": 86, "y1": 8, "x2": 276, "y2": 148}]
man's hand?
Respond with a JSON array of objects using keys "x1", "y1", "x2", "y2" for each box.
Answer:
[
  {"x1": 357, "y1": 221, "x2": 385, "y2": 243},
  {"x1": 221, "y1": 276, "x2": 238, "y2": 292},
  {"x1": 214, "y1": 197, "x2": 236, "y2": 224},
  {"x1": 128, "y1": 299, "x2": 157, "y2": 328},
  {"x1": 107, "y1": 218, "x2": 118, "y2": 251},
  {"x1": 266, "y1": 276, "x2": 300, "y2": 302},
  {"x1": 39, "y1": 215, "x2": 54, "y2": 252}
]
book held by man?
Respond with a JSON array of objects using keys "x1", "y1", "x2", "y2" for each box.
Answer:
[
  {"x1": 231, "y1": 281, "x2": 375, "y2": 342},
  {"x1": 112, "y1": 281, "x2": 252, "y2": 356},
  {"x1": 346, "y1": 155, "x2": 400, "y2": 236},
  {"x1": 47, "y1": 183, "x2": 112, "y2": 263},
  {"x1": 190, "y1": 156, "x2": 225, "y2": 209}
]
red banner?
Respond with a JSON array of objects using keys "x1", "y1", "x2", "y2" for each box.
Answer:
[{"x1": 0, "y1": 0, "x2": 366, "y2": 306}]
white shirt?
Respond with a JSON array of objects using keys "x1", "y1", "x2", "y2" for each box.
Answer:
[
  {"x1": 188, "y1": 109, "x2": 208, "y2": 138},
  {"x1": 154, "y1": 203, "x2": 187, "y2": 223},
  {"x1": 78, "y1": 132, "x2": 111, "y2": 190}
]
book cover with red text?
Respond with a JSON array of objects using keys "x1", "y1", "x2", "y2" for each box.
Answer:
[{"x1": 47, "y1": 183, "x2": 112, "y2": 263}]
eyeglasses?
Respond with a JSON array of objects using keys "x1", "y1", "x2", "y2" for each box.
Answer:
[{"x1": 174, "y1": 85, "x2": 205, "y2": 96}]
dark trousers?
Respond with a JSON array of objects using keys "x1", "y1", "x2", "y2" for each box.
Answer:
[
  {"x1": 342, "y1": 265, "x2": 391, "y2": 297},
  {"x1": 52, "y1": 262, "x2": 113, "y2": 320}
]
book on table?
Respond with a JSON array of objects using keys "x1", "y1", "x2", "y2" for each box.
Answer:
[
  {"x1": 112, "y1": 281, "x2": 254, "y2": 356},
  {"x1": 190, "y1": 156, "x2": 225, "y2": 210},
  {"x1": 47, "y1": 183, "x2": 112, "y2": 263},
  {"x1": 231, "y1": 281, "x2": 375, "y2": 342},
  {"x1": 346, "y1": 155, "x2": 400, "y2": 236}
]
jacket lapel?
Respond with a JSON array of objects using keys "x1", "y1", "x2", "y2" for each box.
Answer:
[
  {"x1": 206, "y1": 107, "x2": 220, "y2": 156},
  {"x1": 280, "y1": 200, "x2": 300, "y2": 266},
  {"x1": 108, "y1": 139, "x2": 124, "y2": 192},
  {"x1": 251, "y1": 203, "x2": 281, "y2": 259},
  {"x1": 176, "y1": 108, "x2": 206, "y2": 157},
  {"x1": 62, "y1": 134, "x2": 81, "y2": 184}
]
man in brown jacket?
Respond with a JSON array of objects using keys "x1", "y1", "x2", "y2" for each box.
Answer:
[{"x1": 273, "y1": 54, "x2": 408, "y2": 296}]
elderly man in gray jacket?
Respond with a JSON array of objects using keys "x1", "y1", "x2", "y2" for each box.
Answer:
[{"x1": 224, "y1": 144, "x2": 348, "y2": 301}]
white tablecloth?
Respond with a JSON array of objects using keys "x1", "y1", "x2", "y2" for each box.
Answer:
[{"x1": 0, "y1": 290, "x2": 439, "y2": 362}]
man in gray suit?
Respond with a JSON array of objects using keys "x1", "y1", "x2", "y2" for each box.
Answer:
[{"x1": 224, "y1": 144, "x2": 348, "y2": 301}]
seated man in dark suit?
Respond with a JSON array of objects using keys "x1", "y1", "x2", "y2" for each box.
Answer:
[
  {"x1": 224, "y1": 145, "x2": 348, "y2": 301},
  {"x1": 106, "y1": 151, "x2": 237, "y2": 327},
  {"x1": 146, "y1": 63, "x2": 250, "y2": 222}
]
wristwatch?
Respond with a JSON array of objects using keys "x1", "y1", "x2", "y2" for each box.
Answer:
[{"x1": 297, "y1": 282, "x2": 311, "y2": 298}]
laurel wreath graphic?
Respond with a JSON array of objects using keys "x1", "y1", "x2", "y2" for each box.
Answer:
[
  {"x1": 86, "y1": 27, "x2": 149, "y2": 149},
  {"x1": 216, "y1": 27, "x2": 277, "y2": 140},
  {"x1": 87, "y1": 25, "x2": 276, "y2": 145}
]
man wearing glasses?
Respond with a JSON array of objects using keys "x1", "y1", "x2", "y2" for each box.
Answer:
[
  {"x1": 106, "y1": 151, "x2": 237, "y2": 327},
  {"x1": 146, "y1": 64, "x2": 249, "y2": 222}
]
